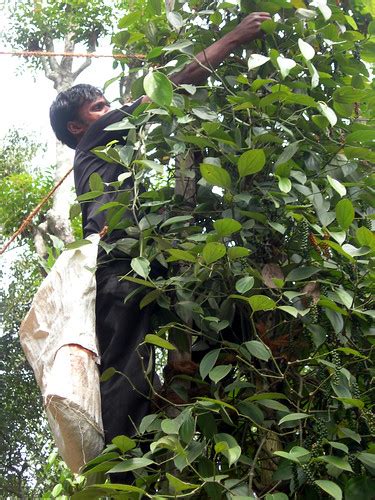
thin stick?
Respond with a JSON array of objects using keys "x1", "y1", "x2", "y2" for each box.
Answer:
[{"x1": 0, "y1": 166, "x2": 74, "y2": 255}]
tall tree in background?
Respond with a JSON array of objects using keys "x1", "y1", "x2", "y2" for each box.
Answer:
[
  {"x1": 0, "y1": 131, "x2": 59, "y2": 497},
  {"x1": 5, "y1": 0, "x2": 116, "y2": 255}
]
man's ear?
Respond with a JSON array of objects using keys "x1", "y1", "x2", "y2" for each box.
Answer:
[{"x1": 67, "y1": 120, "x2": 86, "y2": 137}]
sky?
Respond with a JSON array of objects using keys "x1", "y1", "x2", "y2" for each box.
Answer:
[{"x1": 0, "y1": 46, "x2": 119, "y2": 166}]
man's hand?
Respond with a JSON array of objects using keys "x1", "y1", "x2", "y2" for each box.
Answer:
[
  {"x1": 171, "y1": 11, "x2": 272, "y2": 87},
  {"x1": 229, "y1": 12, "x2": 272, "y2": 46}
]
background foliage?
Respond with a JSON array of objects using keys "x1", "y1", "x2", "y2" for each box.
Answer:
[
  {"x1": 5, "y1": 0, "x2": 374, "y2": 498},
  {"x1": 68, "y1": 0, "x2": 375, "y2": 498}
]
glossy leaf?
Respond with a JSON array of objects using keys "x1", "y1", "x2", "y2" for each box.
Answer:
[
  {"x1": 237, "y1": 149, "x2": 266, "y2": 177},
  {"x1": 144, "y1": 71, "x2": 173, "y2": 107}
]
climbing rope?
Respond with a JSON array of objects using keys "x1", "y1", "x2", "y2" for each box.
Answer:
[
  {"x1": 0, "y1": 50, "x2": 145, "y2": 60},
  {"x1": 0, "y1": 166, "x2": 74, "y2": 255}
]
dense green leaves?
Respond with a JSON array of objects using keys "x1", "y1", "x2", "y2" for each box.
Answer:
[{"x1": 18, "y1": 0, "x2": 375, "y2": 497}]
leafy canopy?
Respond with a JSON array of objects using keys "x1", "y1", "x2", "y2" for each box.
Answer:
[{"x1": 45, "y1": 0, "x2": 375, "y2": 498}]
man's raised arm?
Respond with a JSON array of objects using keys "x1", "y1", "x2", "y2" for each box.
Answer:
[{"x1": 171, "y1": 12, "x2": 271, "y2": 87}]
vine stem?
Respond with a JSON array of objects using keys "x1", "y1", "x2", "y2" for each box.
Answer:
[{"x1": 248, "y1": 436, "x2": 266, "y2": 493}]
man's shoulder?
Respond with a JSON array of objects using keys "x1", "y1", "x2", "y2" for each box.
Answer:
[{"x1": 78, "y1": 99, "x2": 142, "y2": 152}]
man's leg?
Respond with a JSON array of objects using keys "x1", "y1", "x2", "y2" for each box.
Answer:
[{"x1": 95, "y1": 260, "x2": 154, "y2": 444}]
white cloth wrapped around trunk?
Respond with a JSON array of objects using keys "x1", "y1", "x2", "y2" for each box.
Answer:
[{"x1": 19, "y1": 235, "x2": 104, "y2": 473}]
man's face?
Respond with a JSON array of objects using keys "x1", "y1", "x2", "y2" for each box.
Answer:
[
  {"x1": 67, "y1": 96, "x2": 111, "y2": 142},
  {"x1": 77, "y1": 96, "x2": 111, "y2": 128}
]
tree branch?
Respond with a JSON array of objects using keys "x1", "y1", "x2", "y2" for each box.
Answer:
[
  {"x1": 72, "y1": 57, "x2": 92, "y2": 80},
  {"x1": 60, "y1": 33, "x2": 74, "y2": 73},
  {"x1": 44, "y1": 36, "x2": 59, "y2": 73},
  {"x1": 72, "y1": 30, "x2": 97, "y2": 80}
]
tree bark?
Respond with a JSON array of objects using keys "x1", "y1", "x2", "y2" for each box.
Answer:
[{"x1": 32, "y1": 35, "x2": 97, "y2": 257}]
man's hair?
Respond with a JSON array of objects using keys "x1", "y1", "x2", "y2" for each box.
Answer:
[{"x1": 49, "y1": 84, "x2": 104, "y2": 149}]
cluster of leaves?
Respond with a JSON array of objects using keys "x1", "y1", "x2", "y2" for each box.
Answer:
[
  {"x1": 6, "y1": 0, "x2": 114, "y2": 51},
  {"x1": 51, "y1": 0, "x2": 374, "y2": 498},
  {"x1": 0, "y1": 256, "x2": 62, "y2": 498},
  {"x1": 0, "y1": 171, "x2": 53, "y2": 241}
]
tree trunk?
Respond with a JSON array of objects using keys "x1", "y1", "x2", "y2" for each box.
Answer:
[{"x1": 32, "y1": 34, "x2": 97, "y2": 257}]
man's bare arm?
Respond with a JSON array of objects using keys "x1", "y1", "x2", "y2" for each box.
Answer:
[
  {"x1": 140, "y1": 12, "x2": 271, "y2": 103},
  {"x1": 171, "y1": 12, "x2": 271, "y2": 86}
]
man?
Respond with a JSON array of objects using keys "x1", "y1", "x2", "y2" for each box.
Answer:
[{"x1": 49, "y1": 11, "x2": 270, "y2": 447}]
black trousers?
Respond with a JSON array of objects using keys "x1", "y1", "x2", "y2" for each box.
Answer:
[{"x1": 95, "y1": 259, "x2": 153, "y2": 444}]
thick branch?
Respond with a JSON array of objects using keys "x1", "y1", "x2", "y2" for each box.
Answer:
[
  {"x1": 60, "y1": 33, "x2": 74, "y2": 73},
  {"x1": 72, "y1": 31, "x2": 97, "y2": 80},
  {"x1": 40, "y1": 56, "x2": 59, "y2": 83},
  {"x1": 72, "y1": 57, "x2": 92, "y2": 80},
  {"x1": 44, "y1": 36, "x2": 59, "y2": 72}
]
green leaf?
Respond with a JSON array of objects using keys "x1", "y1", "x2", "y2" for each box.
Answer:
[
  {"x1": 314, "y1": 480, "x2": 342, "y2": 500},
  {"x1": 166, "y1": 249, "x2": 197, "y2": 263},
  {"x1": 167, "y1": 11, "x2": 184, "y2": 30},
  {"x1": 202, "y1": 242, "x2": 226, "y2": 264},
  {"x1": 77, "y1": 190, "x2": 103, "y2": 201},
  {"x1": 278, "y1": 305, "x2": 299, "y2": 317},
  {"x1": 278, "y1": 177, "x2": 292, "y2": 193},
  {"x1": 131, "y1": 256, "x2": 150, "y2": 279},
  {"x1": 214, "y1": 434, "x2": 241, "y2": 466},
  {"x1": 257, "y1": 399, "x2": 289, "y2": 411},
  {"x1": 65, "y1": 239, "x2": 92, "y2": 250},
  {"x1": 275, "y1": 141, "x2": 300, "y2": 166},
  {"x1": 214, "y1": 218, "x2": 242, "y2": 236},
  {"x1": 248, "y1": 54, "x2": 270, "y2": 70},
  {"x1": 345, "y1": 477, "x2": 375, "y2": 500},
  {"x1": 200, "y1": 164, "x2": 231, "y2": 189},
  {"x1": 244, "y1": 340, "x2": 272, "y2": 361},
  {"x1": 144, "y1": 334, "x2": 176, "y2": 350},
  {"x1": 209, "y1": 364, "x2": 232, "y2": 384},
  {"x1": 346, "y1": 130, "x2": 375, "y2": 144},
  {"x1": 335, "y1": 397, "x2": 364, "y2": 409},
  {"x1": 336, "y1": 199, "x2": 354, "y2": 230},
  {"x1": 143, "y1": 71, "x2": 173, "y2": 107},
  {"x1": 89, "y1": 172, "x2": 104, "y2": 192},
  {"x1": 111, "y1": 436, "x2": 136, "y2": 453},
  {"x1": 237, "y1": 149, "x2": 266, "y2": 177},
  {"x1": 160, "y1": 215, "x2": 193, "y2": 228},
  {"x1": 274, "y1": 446, "x2": 310, "y2": 463},
  {"x1": 327, "y1": 175, "x2": 347, "y2": 197},
  {"x1": 248, "y1": 295, "x2": 276, "y2": 312},
  {"x1": 318, "y1": 102, "x2": 337, "y2": 126},
  {"x1": 52, "y1": 484, "x2": 63, "y2": 497},
  {"x1": 121, "y1": 276, "x2": 156, "y2": 288},
  {"x1": 285, "y1": 266, "x2": 319, "y2": 281},
  {"x1": 356, "y1": 452, "x2": 375, "y2": 469},
  {"x1": 100, "y1": 367, "x2": 116, "y2": 382},
  {"x1": 228, "y1": 246, "x2": 251, "y2": 260},
  {"x1": 328, "y1": 441, "x2": 349, "y2": 454},
  {"x1": 298, "y1": 38, "x2": 315, "y2": 60},
  {"x1": 317, "y1": 455, "x2": 353, "y2": 472},
  {"x1": 166, "y1": 473, "x2": 199, "y2": 493},
  {"x1": 200, "y1": 349, "x2": 221, "y2": 380},
  {"x1": 72, "y1": 484, "x2": 146, "y2": 498},
  {"x1": 161, "y1": 415, "x2": 183, "y2": 434},
  {"x1": 179, "y1": 418, "x2": 195, "y2": 447},
  {"x1": 356, "y1": 226, "x2": 375, "y2": 249},
  {"x1": 140, "y1": 289, "x2": 162, "y2": 309},
  {"x1": 279, "y1": 413, "x2": 311, "y2": 425},
  {"x1": 247, "y1": 392, "x2": 288, "y2": 402},
  {"x1": 108, "y1": 457, "x2": 154, "y2": 473},
  {"x1": 192, "y1": 107, "x2": 218, "y2": 121},
  {"x1": 235, "y1": 276, "x2": 255, "y2": 294},
  {"x1": 277, "y1": 56, "x2": 296, "y2": 78},
  {"x1": 265, "y1": 494, "x2": 288, "y2": 500}
]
